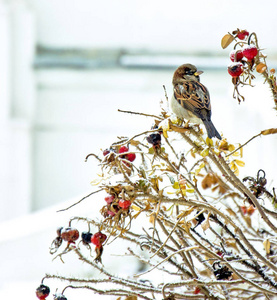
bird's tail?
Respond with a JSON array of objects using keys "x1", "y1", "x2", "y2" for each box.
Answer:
[{"x1": 203, "y1": 120, "x2": 221, "y2": 140}]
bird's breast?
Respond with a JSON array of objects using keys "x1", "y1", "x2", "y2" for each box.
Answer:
[{"x1": 170, "y1": 95, "x2": 202, "y2": 124}]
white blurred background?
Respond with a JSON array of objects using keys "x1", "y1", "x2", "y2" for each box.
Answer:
[{"x1": 0, "y1": 0, "x2": 277, "y2": 299}]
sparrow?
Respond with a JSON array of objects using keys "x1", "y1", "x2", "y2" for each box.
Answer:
[{"x1": 171, "y1": 64, "x2": 221, "y2": 140}]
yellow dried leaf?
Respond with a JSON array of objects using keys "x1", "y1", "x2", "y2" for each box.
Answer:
[
  {"x1": 131, "y1": 205, "x2": 141, "y2": 211},
  {"x1": 148, "y1": 147, "x2": 155, "y2": 154},
  {"x1": 226, "y1": 207, "x2": 237, "y2": 217},
  {"x1": 221, "y1": 33, "x2": 235, "y2": 49},
  {"x1": 230, "y1": 161, "x2": 239, "y2": 175},
  {"x1": 162, "y1": 128, "x2": 168, "y2": 138},
  {"x1": 129, "y1": 140, "x2": 140, "y2": 146},
  {"x1": 263, "y1": 238, "x2": 271, "y2": 254},
  {"x1": 244, "y1": 215, "x2": 252, "y2": 227},
  {"x1": 206, "y1": 137, "x2": 214, "y2": 147},
  {"x1": 170, "y1": 114, "x2": 182, "y2": 125},
  {"x1": 226, "y1": 240, "x2": 239, "y2": 252},
  {"x1": 232, "y1": 273, "x2": 240, "y2": 280},
  {"x1": 256, "y1": 63, "x2": 267, "y2": 73},
  {"x1": 201, "y1": 217, "x2": 210, "y2": 231},
  {"x1": 228, "y1": 144, "x2": 235, "y2": 152},
  {"x1": 234, "y1": 159, "x2": 245, "y2": 167},
  {"x1": 218, "y1": 139, "x2": 229, "y2": 151},
  {"x1": 125, "y1": 297, "x2": 137, "y2": 300},
  {"x1": 159, "y1": 119, "x2": 170, "y2": 138},
  {"x1": 149, "y1": 214, "x2": 155, "y2": 224},
  {"x1": 181, "y1": 221, "x2": 192, "y2": 234},
  {"x1": 195, "y1": 162, "x2": 206, "y2": 176},
  {"x1": 172, "y1": 182, "x2": 180, "y2": 189},
  {"x1": 261, "y1": 128, "x2": 277, "y2": 135},
  {"x1": 90, "y1": 178, "x2": 102, "y2": 186},
  {"x1": 200, "y1": 148, "x2": 209, "y2": 157},
  {"x1": 186, "y1": 188, "x2": 195, "y2": 193}
]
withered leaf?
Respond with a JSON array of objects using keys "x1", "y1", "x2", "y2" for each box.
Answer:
[
  {"x1": 234, "y1": 159, "x2": 245, "y2": 167},
  {"x1": 221, "y1": 33, "x2": 235, "y2": 49},
  {"x1": 261, "y1": 128, "x2": 277, "y2": 135},
  {"x1": 125, "y1": 297, "x2": 138, "y2": 300},
  {"x1": 256, "y1": 63, "x2": 267, "y2": 73},
  {"x1": 263, "y1": 238, "x2": 271, "y2": 254},
  {"x1": 201, "y1": 217, "x2": 210, "y2": 231}
]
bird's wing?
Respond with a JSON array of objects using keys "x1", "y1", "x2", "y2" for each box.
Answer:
[{"x1": 173, "y1": 81, "x2": 211, "y2": 113}]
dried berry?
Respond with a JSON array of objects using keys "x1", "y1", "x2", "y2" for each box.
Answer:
[
  {"x1": 242, "y1": 45, "x2": 258, "y2": 60},
  {"x1": 118, "y1": 146, "x2": 129, "y2": 154},
  {"x1": 91, "y1": 232, "x2": 107, "y2": 248},
  {"x1": 36, "y1": 284, "x2": 50, "y2": 299},
  {"x1": 126, "y1": 152, "x2": 136, "y2": 162},
  {"x1": 229, "y1": 50, "x2": 244, "y2": 62},
  {"x1": 146, "y1": 133, "x2": 161, "y2": 148},
  {"x1": 54, "y1": 293, "x2": 67, "y2": 300},
  {"x1": 216, "y1": 251, "x2": 223, "y2": 257},
  {"x1": 107, "y1": 210, "x2": 116, "y2": 217},
  {"x1": 194, "y1": 287, "x2": 201, "y2": 294},
  {"x1": 105, "y1": 194, "x2": 115, "y2": 204},
  {"x1": 237, "y1": 30, "x2": 249, "y2": 40},
  {"x1": 61, "y1": 227, "x2": 79, "y2": 243},
  {"x1": 119, "y1": 199, "x2": 131, "y2": 209},
  {"x1": 118, "y1": 146, "x2": 136, "y2": 162},
  {"x1": 103, "y1": 149, "x2": 110, "y2": 156},
  {"x1": 228, "y1": 62, "x2": 243, "y2": 77},
  {"x1": 81, "y1": 232, "x2": 93, "y2": 244},
  {"x1": 213, "y1": 262, "x2": 233, "y2": 280}
]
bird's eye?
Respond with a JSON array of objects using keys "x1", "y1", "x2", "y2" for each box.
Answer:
[{"x1": 185, "y1": 69, "x2": 195, "y2": 75}]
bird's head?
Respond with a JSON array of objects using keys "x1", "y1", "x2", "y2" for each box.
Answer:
[{"x1": 172, "y1": 64, "x2": 203, "y2": 84}]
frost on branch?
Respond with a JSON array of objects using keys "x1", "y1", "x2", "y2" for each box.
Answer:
[{"x1": 37, "y1": 30, "x2": 277, "y2": 300}]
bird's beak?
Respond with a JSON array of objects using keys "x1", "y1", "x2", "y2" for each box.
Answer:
[{"x1": 194, "y1": 70, "x2": 203, "y2": 76}]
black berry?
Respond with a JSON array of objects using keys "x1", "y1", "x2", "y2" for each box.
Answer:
[{"x1": 82, "y1": 232, "x2": 93, "y2": 244}]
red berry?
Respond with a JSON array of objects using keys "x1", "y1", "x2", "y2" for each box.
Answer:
[
  {"x1": 228, "y1": 62, "x2": 243, "y2": 77},
  {"x1": 237, "y1": 30, "x2": 249, "y2": 40},
  {"x1": 91, "y1": 231, "x2": 107, "y2": 248},
  {"x1": 103, "y1": 149, "x2": 110, "y2": 156},
  {"x1": 105, "y1": 194, "x2": 115, "y2": 204},
  {"x1": 229, "y1": 50, "x2": 243, "y2": 62},
  {"x1": 61, "y1": 227, "x2": 79, "y2": 243},
  {"x1": 118, "y1": 146, "x2": 129, "y2": 154},
  {"x1": 119, "y1": 199, "x2": 131, "y2": 209},
  {"x1": 36, "y1": 284, "x2": 50, "y2": 299},
  {"x1": 242, "y1": 45, "x2": 258, "y2": 60},
  {"x1": 126, "y1": 152, "x2": 136, "y2": 162},
  {"x1": 194, "y1": 287, "x2": 201, "y2": 294}
]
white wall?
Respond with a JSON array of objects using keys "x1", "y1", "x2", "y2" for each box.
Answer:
[
  {"x1": 28, "y1": 0, "x2": 277, "y2": 53},
  {"x1": 0, "y1": 1, "x2": 35, "y2": 221}
]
